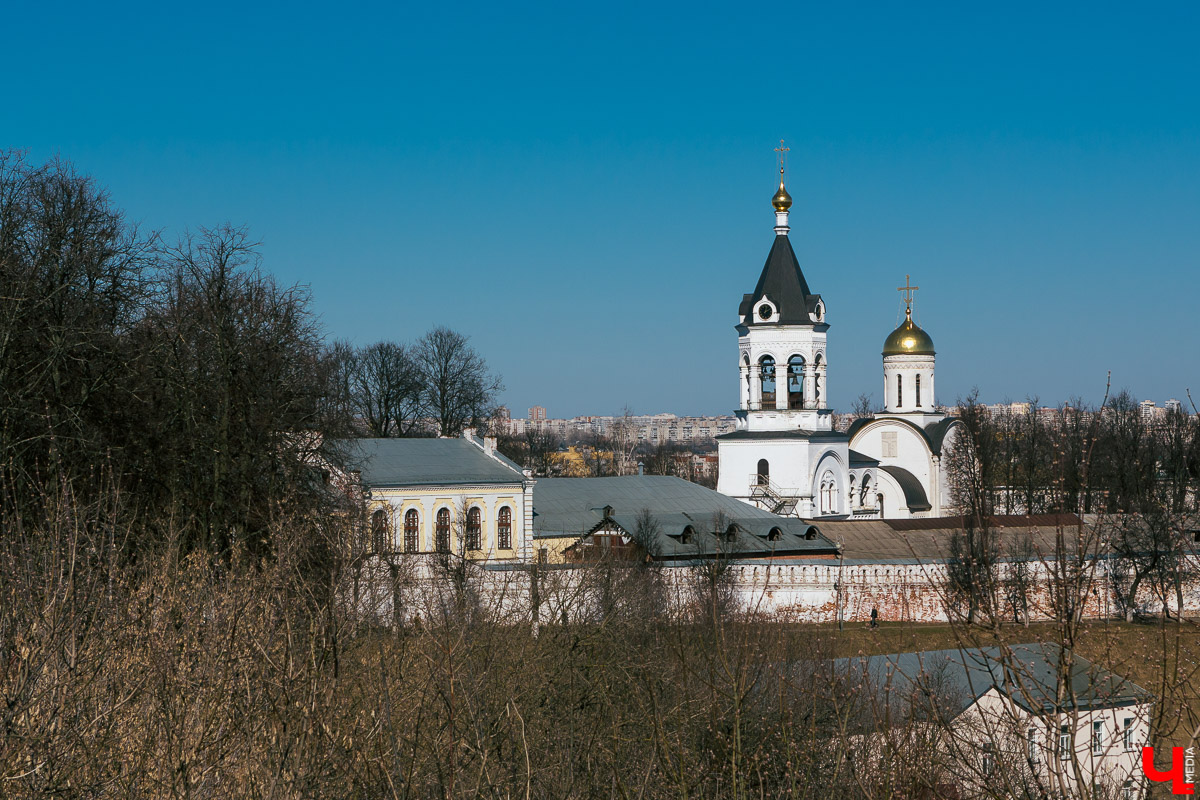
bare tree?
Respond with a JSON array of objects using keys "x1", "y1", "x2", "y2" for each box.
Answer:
[
  {"x1": 348, "y1": 340, "x2": 425, "y2": 437},
  {"x1": 132, "y1": 224, "x2": 340, "y2": 560},
  {"x1": 610, "y1": 405, "x2": 639, "y2": 476},
  {"x1": 524, "y1": 426, "x2": 562, "y2": 476},
  {"x1": 852, "y1": 392, "x2": 880, "y2": 418},
  {"x1": 0, "y1": 150, "x2": 154, "y2": 503},
  {"x1": 414, "y1": 326, "x2": 503, "y2": 437}
]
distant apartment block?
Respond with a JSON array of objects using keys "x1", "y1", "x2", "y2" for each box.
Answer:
[
  {"x1": 503, "y1": 412, "x2": 738, "y2": 444},
  {"x1": 969, "y1": 398, "x2": 1190, "y2": 426}
]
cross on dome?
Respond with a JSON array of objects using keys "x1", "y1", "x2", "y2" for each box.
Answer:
[{"x1": 897, "y1": 274, "x2": 919, "y2": 319}]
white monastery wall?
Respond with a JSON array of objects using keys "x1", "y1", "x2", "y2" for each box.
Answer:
[{"x1": 346, "y1": 555, "x2": 1200, "y2": 627}]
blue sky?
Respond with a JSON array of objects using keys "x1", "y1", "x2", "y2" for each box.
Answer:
[{"x1": 6, "y1": 2, "x2": 1199, "y2": 417}]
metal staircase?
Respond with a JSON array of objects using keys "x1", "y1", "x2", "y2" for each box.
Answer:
[{"x1": 748, "y1": 475, "x2": 801, "y2": 516}]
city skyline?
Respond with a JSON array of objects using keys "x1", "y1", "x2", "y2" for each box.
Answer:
[{"x1": 7, "y1": 3, "x2": 1199, "y2": 416}]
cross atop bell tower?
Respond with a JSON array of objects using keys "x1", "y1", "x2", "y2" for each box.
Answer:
[{"x1": 771, "y1": 140, "x2": 793, "y2": 234}]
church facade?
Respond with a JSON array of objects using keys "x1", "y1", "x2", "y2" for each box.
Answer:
[{"x1": 715, "y1": 163, "x2": 960, "y2": 520}]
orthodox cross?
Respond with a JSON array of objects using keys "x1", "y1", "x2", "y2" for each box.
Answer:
[
  {"x1": 774, "y1": 139, "x2": 789, "y2": 176},
  {"x1": 897, "y1": 274, "x2": 919, "y2": 318}
]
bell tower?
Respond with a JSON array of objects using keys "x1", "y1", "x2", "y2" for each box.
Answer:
[{"x1": 734, "y1": 142, "x2": 832, "y2": 433}]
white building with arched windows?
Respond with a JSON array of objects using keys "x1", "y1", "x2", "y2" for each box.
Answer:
[{"x1": 715, "y1": 167, "x2": 960, "y2": 519}]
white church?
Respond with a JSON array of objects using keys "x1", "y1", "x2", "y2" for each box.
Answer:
[{"x1": 715, "y1": 160, "x2": 960, "y2": 520}]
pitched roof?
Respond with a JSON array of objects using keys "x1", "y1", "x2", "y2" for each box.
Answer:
[
  {"x1": 738, "y1": 234, "x2": 823, "y2": 326},
  {"x1": 811, "y1": 514, "x2": 1088, "y2": 563},
  {"x1": 837, "y1": 643, "x2": 1150, "y2": 718},
  {"x1": 531, "y1": 475, "x2": 838, "y2": 559},
  {"x1": 341, "y1": 437, "x2": 525, "y2": 487},
  {"x1": 848, "y1": 449, "x2": 880, "y2": 466}
]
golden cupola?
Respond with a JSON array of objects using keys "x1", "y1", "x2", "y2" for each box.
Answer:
[
  {"x1": 772, "y1": 173, "x2": 793, "y2": 211},
  {"x1": 884, "y1": 275, "x2": 934, "y2": 356},
  {"x1": 882, "y1": 312, "x2": 936, "y2": 356}
]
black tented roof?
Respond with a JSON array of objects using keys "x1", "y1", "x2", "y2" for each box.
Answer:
[{"x1": 737, "y1": 234, "x2": 823, "y2": 326}]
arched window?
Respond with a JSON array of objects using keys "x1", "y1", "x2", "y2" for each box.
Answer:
[
  {"x1": 404, "y1": 508, "x2": 419, "y2": 552},
  {"x1": 681, "y1": 525, "x2": 695, "y2": 544},
  {"x1": 896, "y1": 373, "x2": 903, "y2": 407},
  {"x1": 466, "y1": 507, "x2": 482, "y2": 550},
  {"x1": 861, "y1": 474, "x2": 872, "y2": 507},
  {"x1": 497, "y1": 506, "x2": 512, "y2": 550},
  {"x1": 435, "y1": 508, "x2": 451, "y2": 553},
  {"x1": 759, "y1": 356, "x2": 776, "y2": 406},
  {"x1": 787, "y1": 355, "x2": 805, "y2": 409},
  {"x1": 821, "y1": 471, "x2": 838, "y2": 515},
  {"x1": 915, "y1": 374, "x2": 922, "y2": 407},
  {"x1": 370, "y1": 509, "x2": 389, "y2": 553},
  {"x1": 768, "y1": 527, "x2": 782, "y2": 541},
  {"x1": 756, "y1": 458, "x2": 769, "y2": 486}
]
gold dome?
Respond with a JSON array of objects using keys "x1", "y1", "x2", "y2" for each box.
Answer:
[
  {"x1": 772, "y1": 179, "x2": 792, "y2": 211},
  {"x1": 883, "y1": 317, "x2": 935, "y2": 356}
]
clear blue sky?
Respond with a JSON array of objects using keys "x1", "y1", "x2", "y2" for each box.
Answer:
[{"x1": 7, "y1": 2, "x2": 1199, "y2": 417}]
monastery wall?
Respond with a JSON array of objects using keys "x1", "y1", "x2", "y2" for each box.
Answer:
[{"x1": 344, "y1": 555, "x2": 1200, "y2": 627}]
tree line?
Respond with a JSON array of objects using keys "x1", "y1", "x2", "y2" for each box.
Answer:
[
  {"x1": 947, "y1": 389, "x2": 1198, "y2": 519},
  {"x1": 945, "y1": 387, "x2": 1200, "y2": 623},
  {"x1": 330, "y1": 330, "x2": 502, "y2": 440},
  {"x1": 0, "y1": 151, "x2": 500, "y2": 562}
]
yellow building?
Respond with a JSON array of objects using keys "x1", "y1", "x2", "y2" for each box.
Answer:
[{"x1": 346, "y1": 431, "x2": 535, "y2": 563}]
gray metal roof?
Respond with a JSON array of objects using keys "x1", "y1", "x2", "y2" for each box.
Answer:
[
  {"x1": 837, "y1": 643, "x2": 1149, "y2": 717},
  {"x1": 812, "y1": 515, "x2": 1089, "y2": 564},
  {"x1": 848, "y1": 449, "x2": 880, "y2": 466},
  {"x1": 532, "y1": 475, "x2": 838, "y2": 558},
  {"x1": 341, "y1": 437, "x2": 526, "y2": 487}
]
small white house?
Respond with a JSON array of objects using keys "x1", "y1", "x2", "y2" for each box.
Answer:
[{"x1": 838, "y1": 643, "x2": 1152, "y2": 798}]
